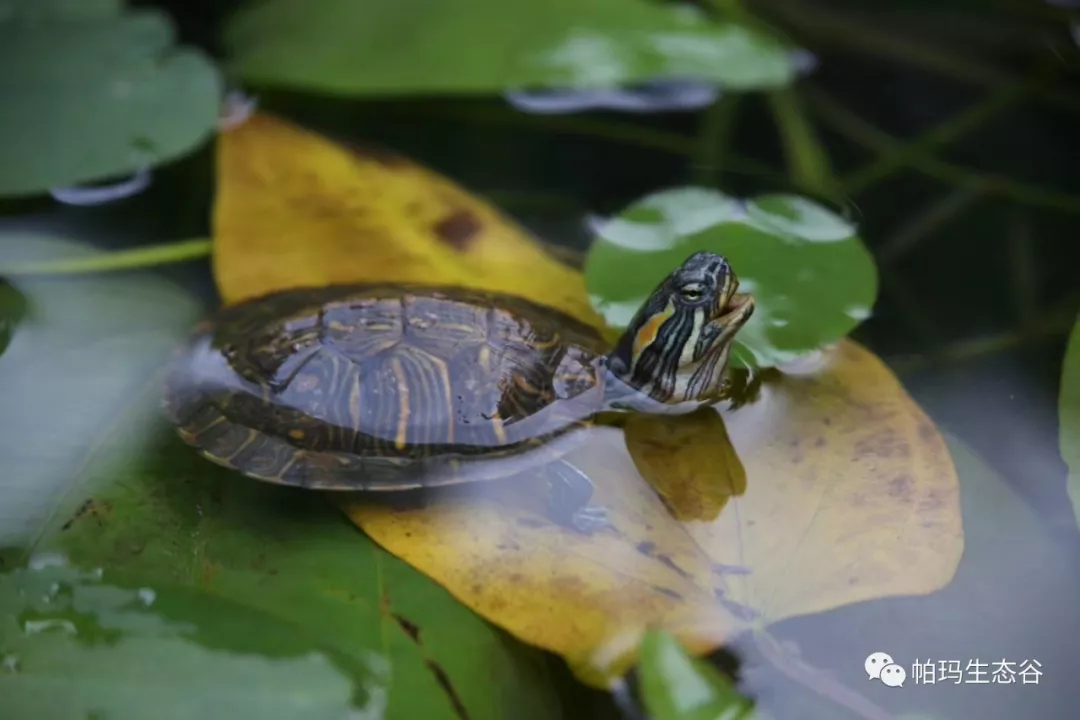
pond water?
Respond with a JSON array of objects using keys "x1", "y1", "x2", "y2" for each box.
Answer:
[{"x1": 1, "y1": 1, "x2": 1079, "y2": 719}]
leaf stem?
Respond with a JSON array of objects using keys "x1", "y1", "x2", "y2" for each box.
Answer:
[
  {"x1": 838, "y1": 80, "x2": 1030, "y2": 194},
  {"x1": 877, "y1": 185, "x2": 986, "y2": 266},
  {"x1": 807, "y1": 88, "x2": 1080, "y2": 214},
  {"x1": 694, "y1": 94, "x2": 743, "y2": 186},
  {"x1": 752, "y1": 0, "x2": 1080, "y2": 116},
  {"x1": 768, "y1": 85, "x2": 837, "y2": 198},
  {"x1": 0, "y1": 238, "x2": 212, "y2": 277}
]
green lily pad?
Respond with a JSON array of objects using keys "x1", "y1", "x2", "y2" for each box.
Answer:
[
  {"x1": 0, "y1": 7, "x2": 222, "y2": 197},
  {"x1": 637, "y1": 629, "x2": 758, "y2": 720},
  {"x1": 584, "y1": 187, "x2": 878, "y2": 368},
  {"x1": 224, "y1": 0, "x2": 797, "y2": 96},
  {"x1": 1060, "y1": 314, "x2": 1080, "y2": 530},
  {"x1": 0, "y1": 559, "x2": 375, "y2": 720},
  {"x1": 0, "y1": 0, "x2": 122, "y2": 21},
  {"x1": 0, "y1": 233, "x2": 561, "y2": 719},
  {"x1": 0, "y1": 278, "x2": 26, "y2": 358}
]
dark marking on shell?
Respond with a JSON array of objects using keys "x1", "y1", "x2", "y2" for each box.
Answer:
[{"x1": 433, "y1": 209, "x2": 482, "y2": 251}]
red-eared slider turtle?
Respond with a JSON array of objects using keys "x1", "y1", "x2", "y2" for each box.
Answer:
[{"x1": 163, "y1": 251, "x2": 755, "y2": 533}]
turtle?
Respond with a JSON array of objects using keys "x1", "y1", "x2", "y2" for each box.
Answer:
[{"x1": 162, "y1": 251, "x2": 755, "y2": 533}]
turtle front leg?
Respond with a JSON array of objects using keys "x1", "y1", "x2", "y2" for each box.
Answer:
[{"x1": 545, "y1": 459, "x2": 610, "y2": 534}]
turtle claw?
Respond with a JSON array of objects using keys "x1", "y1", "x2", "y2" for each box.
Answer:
[{"x1": 570, "y1": 505, "x2": 610, "y2": 535}]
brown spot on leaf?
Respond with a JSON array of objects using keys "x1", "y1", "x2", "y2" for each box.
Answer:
[
  {"x1": 426, "y1": 660, "x2": 472, "y2": 720},
  {"x1": 888, "y1": 474, "x2": 914, "y2": 500},
  {"x1": 636, "y1": 541, "x2": 656, "y2": 557},
  {"x1": 393, "y1": 613, "x2": 422, "y2": 643},
  {"x1": 433, "y1": 210, "x2": 482, "y2": 251},
  {"x1": 61, "y1": 498, "x2": 97, "y2": 533},
  {"x1": 854, "y1": 431, "x2": 911, "y2": 461}
]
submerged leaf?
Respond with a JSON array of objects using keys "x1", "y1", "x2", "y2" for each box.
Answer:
[
  {"x1": 346, "y1": 341, "x2": 963, "y2": 685},
  {"x1": 1060, "y1": 315, "x2": 1080, "y2": 529},
  {"x1": 0, "y1": 7, "x2": 221, "y2": 197},
  {"x1": 585, "y1": 188, "x2": 878, "y2": 367},
  {"x1": 224, "y1": 0, "x2": 798, "y2": 95},
  {"x1": 213, "y1": 111, "x2": 605, "y2": 329},
  {"x1": 638, "y1": 629, "x2": 757, "y2": 720},
  {"x1": 0, "y1": 233, "x2": 562, "y2": 719}
]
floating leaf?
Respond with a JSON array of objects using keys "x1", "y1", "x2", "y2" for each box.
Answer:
[
  {"x1": 346, "y1": 341, "x2": 963, "y2": 686},
  {"x1": 0, "y1": 233, "x2": 562, "y2": 719},
  {"x1": 213, "y1": 111, "x2": 605, "y2": 329},
  {"x1": 0, "y1": 233, "x2": 202, "y2": 545},
  {"x1": 207, "y1": 112, "x2": 958, "y2": 688},
  {"x1": 637, "y1": 629, "x2": 757, "y2": 720},
  {"x1": 0, "y1": 560, "x2": 374, "y2": 720},
  {"x1": 224, "y1": 0, "x2": 798, "y2": 96},
  {"x1": 584, "y1": 188, "x2": 878, "y2": 367},
  {"x1": 0, "y1": 6, "x2": 222, "y2": 197},
  {"x1": 1060, "y1": 314, "x2": 1080, "y2": 529},
  {"x1": 0, "y1": 0, "x2": 122, "y2": 22}
]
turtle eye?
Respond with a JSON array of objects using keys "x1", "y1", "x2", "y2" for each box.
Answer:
[{"x1": 679, "y1": 285, "x2": 704, "y2": 302}]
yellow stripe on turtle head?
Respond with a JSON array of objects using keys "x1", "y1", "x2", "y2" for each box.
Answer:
[{"x1": 631, "y1": 298, "x2": 675, "y2": 368}]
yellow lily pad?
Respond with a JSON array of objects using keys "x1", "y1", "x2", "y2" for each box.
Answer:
[
  {"x1": 344, "y1": 341, "x2": 962, "y2": 685},
  {"x1": 210, "y1": 110, "x2": 964, "y2": 689},
  {"x1": 212, "y1": 111, "x2": 605, "y2": 329}
]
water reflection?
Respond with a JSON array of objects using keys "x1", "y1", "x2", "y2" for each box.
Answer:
[
  {"x1": 49, "y1": 168, "x2": 152, "y2": 206},
  {"x1": 505, "y1": 78, "x2": 721, "y2": 114},
  {"x1": 350, "y1": 338, "x2": 963, "y2": 687}
]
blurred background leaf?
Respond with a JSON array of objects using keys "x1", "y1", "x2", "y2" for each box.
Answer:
[
  {"x1": 0, "y1": 3, "x2": 222, "y2": 197},
  {"x1": 223, "y1": 0, "x2": 799, "y2": 96},
  {"x1": 584, "y1": 187, "x2": 877, "y2": 367}
]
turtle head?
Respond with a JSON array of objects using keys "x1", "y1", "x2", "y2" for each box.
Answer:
[{"x1": 604, "y1": 251, "x2": 755, "y2": 408}]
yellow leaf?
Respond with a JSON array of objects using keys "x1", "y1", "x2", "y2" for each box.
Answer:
[
  {"x1": 344, "y1": 341, "x2": 962, "y2": 687},
  {"x1": 212, "y1": 111, "x2": 605, "y2": 329},
  {"x1": 210, "y1": 112, "x2": 963, "y2": 689},
  {"x1": 624, "y1": 407, "x2": 747, "y2": 523}
]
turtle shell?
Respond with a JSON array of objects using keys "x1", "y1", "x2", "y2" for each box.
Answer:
[{"x1": 163, "y1": 283, "x2": 608, "y2": 490}]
